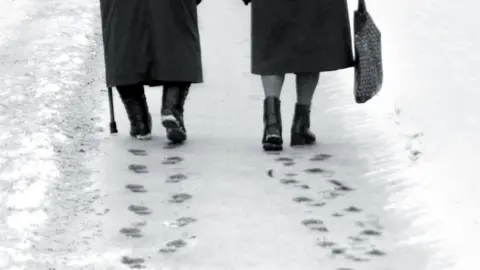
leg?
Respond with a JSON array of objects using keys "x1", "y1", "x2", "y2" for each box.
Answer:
[
  {"x1": 117, "y1": 84, "x2": 152, "y2": 140},
  {"x1": 296, "y1": 72, "x2": 319, "y2": 105},
  {"x1": 261, "y1": 75, "x2": 285, "y2": 151},
  {"x1": 262, "y1": 75, "x2": 285, "y2": 97},
  {"x1": 161, "y1": 82, "x2": 191, "y2": 143},
  {"x1": 291, "y1": 72, "x2": 319, "y2": 146}
]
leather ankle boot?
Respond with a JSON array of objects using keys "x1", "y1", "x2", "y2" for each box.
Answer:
[
  {"x1": 118, "y1": 89, "x2": 152, "y2": 140},
  {"x1": 290, "y1": 103, "x2": 316, "y2": 146},
  {"x1": 161, "y1": 84, "x2": 188, "y2": 143},
  {"x1": 262, "y1": 97, "x2": 283, "y2": 151}
]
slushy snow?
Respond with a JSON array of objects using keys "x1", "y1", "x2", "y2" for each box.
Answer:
[{"x1": 0, "y1": 0, "x2": 478, "y2": 269}]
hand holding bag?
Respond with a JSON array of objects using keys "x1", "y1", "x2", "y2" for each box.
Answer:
[{"x1": 353, "y1": 0, "x2": 383, "y2": 103}]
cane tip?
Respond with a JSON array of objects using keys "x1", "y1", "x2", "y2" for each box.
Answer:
[{"x1": 110, "y1": 122, "x2": 118, "y2": 134}]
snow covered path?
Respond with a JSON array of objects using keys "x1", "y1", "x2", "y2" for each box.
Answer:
[
  {"x1": 0, "y1": 0, "x2": 105, "y2": 268},
  {"x1": 370, "y1": 1, "x2": 480, "y2": 269},
  {"x1": 0, "y1": 0, "x2": 472, "y2": 269}
]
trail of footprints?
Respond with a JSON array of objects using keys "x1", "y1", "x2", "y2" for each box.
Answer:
[
  {"x1": 122, "y1": 148, "x2": 387, "y2": 268},
  {"x1": 119, "y1": 149, "x2": 198, "y2": 268},
  {"x1": 270, "y1": 153, "x2": 387, "y2": 268}
]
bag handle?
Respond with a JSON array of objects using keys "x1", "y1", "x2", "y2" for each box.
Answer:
[{"x1": 358, "y1": 0, "x2": 367, "y2": 12}]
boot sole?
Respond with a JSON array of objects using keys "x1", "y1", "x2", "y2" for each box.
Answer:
[
  {"x1": 133, "y1": 134, "x2": 152, "y2": 140},
  {"x1": 161, "y1": 115, "x2": 179, "y2": 129},
  {"x1": 166, "y1": 128, "x2": 187, "y2": 143},
  {"x1": 290, "y1": 134, "x2": 316, "y2": 146},
  {"x1": 263, "y1": 135, "x2": 283, "y2": 151},
  {"x1": 263, "y1": 143, "x2": 283, "y2": 151},
  {"x1": 162, "y1": 115, "x2": 186, "y2": 143}
]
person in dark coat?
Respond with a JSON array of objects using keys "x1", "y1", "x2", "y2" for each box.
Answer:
[
  {"x1": 100, "y1": 0, "x2": 203, "y2": 143},
  {"x1": 242, "y1": 0, "x2": 354, "y2": 151}
]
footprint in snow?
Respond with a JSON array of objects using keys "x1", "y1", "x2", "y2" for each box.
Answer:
[
  {"x1": 128, "y1": 205, "x2": 152, "y2": 215},
  {"x1": 275, "y1": 157, "x2": 293, "y2": 162},
  {"x1": 308, "y1": 202, "x2": 326, "y2": 208},
  {"x1": 125, "y1": 184, "x2": 148, "y2": 193},
  {"x1": 162, "y1": 156, "x2": 184, "y2": 165},
  {"x1": 175, "y1": 217, "x2": 197, "y2": 227},
  {"x1": 309, "y1": 154, "x2": 332, "y2": 161},
  {"x1": 304, "y1": 168, "x2": 333, "y2": 176},
  {"x1": 296, "y1": 184, "x2": 310, "y2": 189},
  {"x1": 119, "y1": 227, "x2": 143, "y2": 238},
  {"x1": 331, "y1": 206, "x2": 361, "y2": 217},
  {"x1": 409, "y1": 149, "x2": 422, "y2": 161},
  {"x1": 331, "y1": 247, "x2": 347, "y2": 255},
  {"x1": 275, "y1": 157, "x2": 296, "y2": 167},
  {"x1": 283, "y1": 161, "x2": 295, "y2": 167},
  {"x1": 319, "y1": 190, "x2": 342, "y2": 200},
  {"x1": 128, "y1": 149, "x2": 148, "y2": 156},
  {"x1": 293, "y1": 196, "x2": 314, "y2": 203},
  {"x1": 121, "y1": 256, "x2": 146, "y2": 268},
  {"x1": 344, "y1": 206, "x2": 362, "y2": 213},
  {"x1": 328, "y1": 180, "x2": 354, "y2": 192},
  {"x1": 166, "y1": 173, "x2": 188, "y2": 183},
  {"x1": 301, "y1": 219, "x2": 329, "y2": 232},
  {"x1": 167, "y1": 239, "x2": 187, "y2": 248},
  {"x1": 132, "y1": 221, "x2": 147, "y2": 227},
  {"x1": 280, "y1": 178, "x2": 299, "y2": 185},
  {"x1": 128, "y1": 164, "x2": 148, "y2": 174},
  {"x1": 169, "y1": 193, "x2": 192, "y2": 204},
  {"x1": 355, "y1": 219, "x2": 384, "y2": 236},
  {"x1": 159, "y1": 239, "x2": 188, "y2": 253},
  {"x1": 345, "y1": 254, "x2": 370, "y2": 262},
  {"x1": 360, "y1": 229, "x2": 382, "y2": 236},
  {"x1": 366, "y1": 249, "x2": 387, "y2": 256},
  {"x1": 348, "y1": 236, "x2": 365, "y2": 243},
  {"x1": 164, "y1": 217, "x2": 197, "y2": 228},
  {"x1": 317, "y1": 238, "x2": 337, "y2": 248}
]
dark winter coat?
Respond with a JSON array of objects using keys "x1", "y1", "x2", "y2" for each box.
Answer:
[
  {"x1": 100, "y1": 0, "x2": 203, "y2": 87},
  {"x1": 247, "y1": 0, "x2": 354, "y2": 75}
]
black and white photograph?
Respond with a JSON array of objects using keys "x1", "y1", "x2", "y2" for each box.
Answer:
[{"x1": 0, "y1": 0, "x2": 477, "y2": 269}]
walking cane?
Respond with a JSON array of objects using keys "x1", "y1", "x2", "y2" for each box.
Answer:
[{"x1": 107, "y1": 86, "x2": 118, "y2": 134}]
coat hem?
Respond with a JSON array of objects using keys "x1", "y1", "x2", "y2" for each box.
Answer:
[
  {"x1": 106, "y1": 78, "x2": 203, "y2": 88},
  {"x1": 251, "y1": 61, "x2": 355, "y2": 76}
]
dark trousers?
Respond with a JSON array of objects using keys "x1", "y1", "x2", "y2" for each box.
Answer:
[{"x1": 117, "y1": 82, "x2": 191, "y2": 98}]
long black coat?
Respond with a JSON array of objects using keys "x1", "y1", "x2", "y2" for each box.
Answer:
[
  {"x1": 251, "y1": 0, "x2": 354, "y2": 75},
  {"x1": 100, "y1": 0, "x2": 203, "y2": 87}
]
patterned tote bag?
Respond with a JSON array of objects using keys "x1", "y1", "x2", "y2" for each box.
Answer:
[{"x1": 354, "y1": 0, "x2": 383, "y2": 103}]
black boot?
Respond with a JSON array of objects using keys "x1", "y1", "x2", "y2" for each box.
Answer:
[
  {"x1": 175, "y1": 84, "x2": 190, "y2": 125},
  {"x1": 290, "y1": 103, "x2": 316, "y2": 146},
  {"x1": 262, "y1": 97, "x2": 283, "y2": 151},
  {"x1": 161, "y1": 84, "x2": 189, "y2": 143},
  {"x1": 136, "y1": 93, "x2": 152, "y2": 138},
  {"x1": 118, "y1": 87, "x2": 152, "y2": 140}
]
